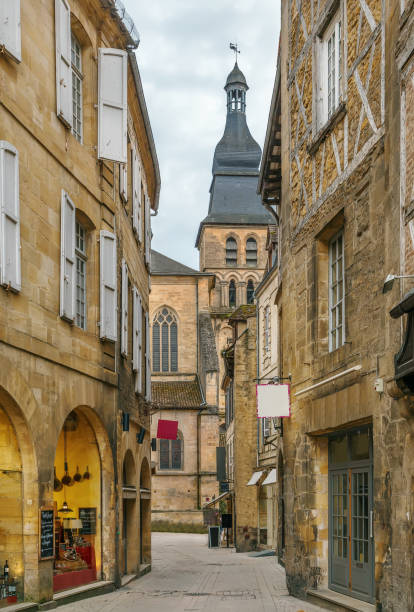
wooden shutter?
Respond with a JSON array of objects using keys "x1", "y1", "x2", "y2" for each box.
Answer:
[
  {"x1": 0, "y1": 142, "x2": 20, "y2": 291},
  {"x1": 121, "y1": 258, "x2": 128, "y2": 356},
  {"x1": 0, "y1": 0, "x2": 21, "y2": 63},
  {"x1": 132, "y1": 147, "x2": 141, "y2": 238},
  {"x1": 132, "y1": 286, "x2": 142, "y2": 393},
  {"x1": 119, "y1": 163, "x2": 127, "y2": 203},
  {"x1": 100, "y1": 230, "x2": 117, "y2": 341},
  {"x1": 55, "y1": 0, "x2": 72, "y2": 127},
  {"x1": 60, "y1": 190, "x2": 75, "y2": 320},
  {"x1": 145, "y1": 193, "x2": 151, "y2": 266},
  {"x1": 145, "y1": 311, "x2": 151, "y2": 401},
  {"x1": 98, "y1": 48, "x2": 127, "y2": 163}
]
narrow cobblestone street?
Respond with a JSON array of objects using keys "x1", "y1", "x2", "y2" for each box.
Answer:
[{"x1": 58, "y1": 533, "x2": 324, "y2": 612}]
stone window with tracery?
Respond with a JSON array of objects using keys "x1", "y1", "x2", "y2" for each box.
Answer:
[{"x1": 152, "y1": 307, "x2": 178, "y2": 372}]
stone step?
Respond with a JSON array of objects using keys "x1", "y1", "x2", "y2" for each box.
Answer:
[{"x1": 307, "y1": 588, "x2": 376, "y2": 612}]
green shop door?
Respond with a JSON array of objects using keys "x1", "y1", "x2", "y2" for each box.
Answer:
[{"x1": 329, "y1": 428, "x2": 374, "y2": 604}]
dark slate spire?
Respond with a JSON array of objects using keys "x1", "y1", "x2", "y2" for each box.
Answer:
[
  {"x1": 213, "y1": 62, "x2": 261, "y2": 174},
  {"x1": 196, "y1": 62, "x2": 273, "y2": 247}
]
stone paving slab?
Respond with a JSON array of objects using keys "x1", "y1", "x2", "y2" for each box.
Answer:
[{"x1": 58, "y1": 532, "x2": 325, "y2": 611}]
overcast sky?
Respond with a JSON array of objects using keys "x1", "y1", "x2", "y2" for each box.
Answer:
[{"x1": 125, "y1": 1, "x2": 281, "y2": 269}]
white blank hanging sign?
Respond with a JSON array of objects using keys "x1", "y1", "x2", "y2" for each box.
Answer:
[{"x1": 256, "y1": 384, "x2": 290, "y2": 418}]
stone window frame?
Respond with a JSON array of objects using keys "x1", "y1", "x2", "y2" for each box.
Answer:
[
  {"x1": 314, "y1": 210, "x2": 345, "y2": 355},
  {"x1": 246, "y1": 278, "x2": 255, "y2": 304},
  {"x1": 329, "y1": 229, "x2": 345, "y2": 352},
  {"x1": 263, "y1": 305, "x2": 271, "y2": 356},
  {"x1": 245, "y1": 236, "x2": 258, "y2": 268},
  {"x1": 152, "y1": 306, "x2": 179, "y2": 373},
  {"x1": 158, "y1": 430, "x2": 184, "y2": 471},
  {"x1": 225, "y1": 234, "x2": 239, "y2": 267},
  {"x1": 229, "y1": 278, "x2": 237, "y2": 308},
  {"x1": 311, "y1": 0, "x2": 346, "y2": 149},
  {"x1": 71, "y1": 31, "x2": 83, "y2": 143}
]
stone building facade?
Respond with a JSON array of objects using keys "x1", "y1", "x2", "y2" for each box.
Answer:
[
  {"x1": 222, "y1": 306, "x2": 259, "y2": 552},
  {"x1": 0, "y1": 0, "x2": 159, "y2": 605},
  {"x1": 149, "y1": 251, "x2": 219, "y2": 529},
  {"x1": 271, "y1": 0, "x2": 414, "y2": 609}
]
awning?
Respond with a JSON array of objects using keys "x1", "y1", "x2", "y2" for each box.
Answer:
[
  {"x1": 247, "y1": 471, "x2": 264, "y2": 486},
  {"x1": 203, "y1": 490, "x2": 232, "y2": 508},
  {"x1": 262, "y1": 468, "x2": 277, "y2": 486}
]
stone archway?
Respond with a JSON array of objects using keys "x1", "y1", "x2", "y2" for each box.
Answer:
[
  {"x1": 139, "y1": 457, "x2": 151, "y2": 564},
  {"x1": 122, "y1": 450, "x2": 139, "y2": 575},
  {"x1": 52, "y1": 406, "x2": 115, "y2": 589},
  {"x1": 0, "y1": 365, "x2": 39, "y2": 603}
]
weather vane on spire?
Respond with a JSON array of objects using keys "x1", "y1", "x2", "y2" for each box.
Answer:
[{"x1": 229, "y1": 43, "x2": 240, "y2": 60}]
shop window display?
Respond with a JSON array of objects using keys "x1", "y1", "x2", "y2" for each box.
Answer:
[{"x1": 53, "y1": 411, "x2": 101, "y2": 592}]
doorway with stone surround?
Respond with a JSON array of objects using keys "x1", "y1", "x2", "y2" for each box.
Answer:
[{"x1": 328, "y1": 427, "x2": 374, "y2": 604}]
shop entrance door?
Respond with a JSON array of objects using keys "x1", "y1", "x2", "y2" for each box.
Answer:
[{"x1": 329, "y1": 428, "x2": 374, "y2": 603}]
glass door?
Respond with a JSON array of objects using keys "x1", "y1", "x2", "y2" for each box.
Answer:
[
  {"x1": 330, "y1": 470, "x2": 349, "y2": 591},
  {"x1": 328, "y1": 428, "x2": 374, "y2": 603}
]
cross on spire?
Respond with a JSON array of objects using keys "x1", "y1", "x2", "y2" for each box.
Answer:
[{"x1": 229, "y1": 42, "x2": 240, "y2": 60}]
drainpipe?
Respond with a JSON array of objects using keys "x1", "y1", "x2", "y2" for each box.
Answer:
[
  {"x1": 197, "y1": 377, "x2": 207, "y2": 510},
  {"x1": 255, "y1": 300, "x2": 260, "y2": 468}
]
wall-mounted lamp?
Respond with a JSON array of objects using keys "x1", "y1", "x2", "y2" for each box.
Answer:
[{"x1": 382, "y1": 274, "x2": 414, "y2": 294}]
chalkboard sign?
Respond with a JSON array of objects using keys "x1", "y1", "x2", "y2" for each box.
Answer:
[
  {"x1": 221, "y1": 513, "x2": 232, "y2": 529},
  {"x1": 208, "y1": 525, "x2": 220, "y2": 548},
  {"x1": 79, "y1": 507, "x2": 97, "y2": 535},
  {"x1": 39, "y1": 507, "x2": 55, "y2": 560}
]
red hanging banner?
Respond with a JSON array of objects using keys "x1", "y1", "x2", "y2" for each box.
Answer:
[{"x1": 157, "y1": 419, "x2": 178, "y2": 440}]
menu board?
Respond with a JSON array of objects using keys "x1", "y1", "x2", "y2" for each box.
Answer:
[
  {"x1": 79, "y1": 507, "x2": 97, "y2": 535},
  {"x1": 39, "y1": 507, "x2": 55, "y2": 560}
]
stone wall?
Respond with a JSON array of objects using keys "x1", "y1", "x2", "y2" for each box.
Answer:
[
  {"x1": 278, "y1": 0, "x2": 414, "y2": 608},
  {"x1": 0, "y1": 0, "x2": 156, "y2": 602}
]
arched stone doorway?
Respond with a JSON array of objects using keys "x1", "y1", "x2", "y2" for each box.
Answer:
[
  {"x1": 52, "y1": 407, "x2": 113, "y2": 592},
  {"x1": 122, "y1": 450, "x2": 138, "y2": 575},
  {"x1": 0, "y1": 388, "x2": 38, "y2": 604},
  {"x1": 140, "y1": 457, "x2": 151, "y2": 564}
]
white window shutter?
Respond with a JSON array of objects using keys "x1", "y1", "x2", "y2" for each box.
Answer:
[
  {"x1": 145, "y1": 311, "x2": 151, "y2": 401},
  {"x1": 98, "y1": 48, "x2": 127, "y2": 163},
  {"x1": 60, "y1": 190, "x2": 75, "y2": 320},
  {"x1": 55, "y1": 0, "x2": 72, "y2": 127},
  {"x1": 0, "y1": 142, "x2": 21, "y2": 292},
  {"x1": 132, "y1": 148, "x2": 141, "y2": 238},
  {"x1": 100, "y1": 230, "x2": 117, "y2": 341},
  {"x1": 121, "y1": 258, "x2": 128, "y2": 356},
  {"x1": 0, "y1": 0, "x2": 21, "y2": 63},
  {"x1": 132, "y1": 286, "x2": 142, "y2": 393},
  {"x1": 120, "y1": 163, "x2": 127, "y2": 203},
  {"x1": 145, "y1": 193, "x2": 151, "y2": 266}
]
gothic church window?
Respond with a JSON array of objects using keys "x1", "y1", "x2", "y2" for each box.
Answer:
[
  {"x1": 152, "y1": 308, "x2": 178, "y2": 372},
  {"x1": 247, "y1": 279, "x2": 255, "y2": 304},
  {"x1": 246, "y1": 238, "x2": 257, "y2": 267},
  {"x1": 229, "y1": 280, "x2": 236, "y2": 308},
  {"x1": 159, "y1": 431, "x2": 183, "y2": 470},
  {"x1": 226, "y1": 237, "x2": 238, "y2": 266}
]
